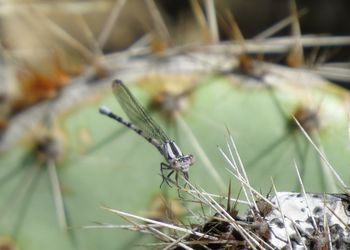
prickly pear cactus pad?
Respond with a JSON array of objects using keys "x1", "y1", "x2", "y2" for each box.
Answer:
[
  {"x1": 1, "y1": 71, "x2": 350, "y2": 250},
  {"x1": 1, "y1": 0, "x2": 350, "y2": 249}
]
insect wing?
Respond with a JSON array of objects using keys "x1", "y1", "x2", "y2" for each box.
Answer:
[{"x1": 112, "y1": 80, "x2": 169, "y2": 143}]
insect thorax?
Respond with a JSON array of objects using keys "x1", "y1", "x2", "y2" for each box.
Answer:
[
  {"x1": 163, "y1": 141, "x2": 194, "y2": 172},
  {"x1": 163, "y1": 141, "x2": 183, "y2": 159}
]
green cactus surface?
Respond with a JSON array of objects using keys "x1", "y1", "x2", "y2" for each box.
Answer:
[{"x1": 0, "y1": 75, "x2": 349, "y2": 249}]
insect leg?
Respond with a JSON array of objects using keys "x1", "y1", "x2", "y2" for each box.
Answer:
[
  {"x1": 160, "y1": 162, "x2": 172, "y2": 187},
  {"x1": 183, "y1": 172, "x2": 190, "y2": 188},
  {"x1": 175, "y1": 172, "x2": 179, "y2": 187}
]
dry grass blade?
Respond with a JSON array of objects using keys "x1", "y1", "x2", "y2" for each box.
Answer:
[
  {"x1": 145, "y1": 0, "x2": 171, "y2": 45},
  {"x1": 83, "y1": 222, "x2": 165, "y2": 233},
  {"x1": 148, "y1": 226, "x2": 194, "y2": 250},
  {"x1": 176, "y1": 114, "x2": 225, "y2": 190},
  {"x1": 228, "y1": 134, "x2": 257, "y2": 210},
  {"x1": 293, "y1": 116, "x2": 348, "y2": 190},
  {"x1": 254, "y1": 8, "x2": 308, "y2": 40},
  {"x1": 324, "y1": 203, "x2": 350, "y2": 230},
  {"x1": 223, "y1": 10, "x2": 245, "y2": 49},
  {"x1": 293, "y1": 161, "x2": 317, "y2": 231},
  {"x1": 183, "y1": 182, "x2": 261, "y2": 249},
  {"x1": 312, "y1": 63, "x2": 350, "y2": 82},
  {"x1": 218, "y1": 142, "x2": 274, "y2": 211},
  {"x1": 97, "y1": 0, "x2": 127, "y2": 49},
  {"x1": 0, "y1": 164, "x2": 40, "y2": 223},
  {"x1": 202, "y1": 36, "x2": 350, "y2": 55},
  {"x1": 48, "y1": 159, "x2": 67, "y2": 229},
  {"x1": 74, "y1": 15, "x2": 104, "y2": 57},
  {"x1": 33, "y1": 10, "x2": 95, "y2": 61},
  {"x1": 190, "y1": 0, "x2": 210, "y2": 41},
  {"x1": 185, "y1": 177, "x2": 277, "y2": 250},
  {"x1": 287, "y1": 0, "x2": 304, "y2": 67},
  {"x1": 271, "y1": 180, "x2": 293, "y2": 248},
  {"x1": 101, "y1": 206, "x2": 219, "y2": 241},
  {"x1": 186, "y1": 189, "x2": 250, "y2": 206},
  {"x1": 204, "y1": 0, "x2": 219, "y2": 43}
]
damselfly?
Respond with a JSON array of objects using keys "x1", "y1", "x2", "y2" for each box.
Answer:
[{"x1": 99, "y1": 80, "x2": 194, "y2": 186}]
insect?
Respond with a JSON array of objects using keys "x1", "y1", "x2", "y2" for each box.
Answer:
[{"x1": 99, "y1": 80, "x2": 194, "y2": 187}]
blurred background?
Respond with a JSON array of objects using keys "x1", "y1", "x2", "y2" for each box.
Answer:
[{"x1": 0, "y1": 0, "x2": 349, "y2": 250}]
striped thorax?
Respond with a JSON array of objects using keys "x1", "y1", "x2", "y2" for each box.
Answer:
[{"x1": 162, "y1": 141, "x2": 194, "y2": 172}]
